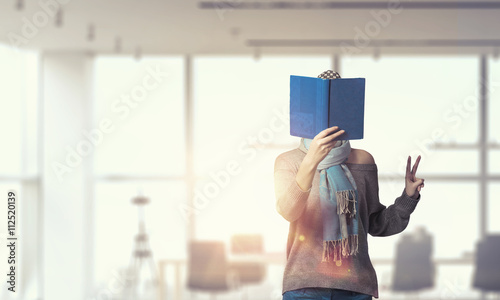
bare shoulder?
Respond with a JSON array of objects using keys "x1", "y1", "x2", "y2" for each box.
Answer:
[{"x1": 347, "y1": 148, "x2": 375, "y2": 165}]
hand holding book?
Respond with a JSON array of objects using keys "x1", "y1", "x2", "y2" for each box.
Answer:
[
  {"x1": 295, "y1": 126, "x2": 345, "y2": 192},
  {"x1": 304, "y1": 126, "x2": 345, "y2": 167}
]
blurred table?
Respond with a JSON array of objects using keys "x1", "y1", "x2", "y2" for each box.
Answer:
[{"x1": 157, "y1": 252, "x2": 286, "y2": 300}]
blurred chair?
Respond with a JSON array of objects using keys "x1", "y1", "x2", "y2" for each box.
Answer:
[
  {"x1": 230, "y1": 234, "x2": 264, "y2": 254},
  {"x1": 187, "y1": 240, "x2": 239, "y2": 300},
  {"x1": 473, "y1": 234, "x2": 500, "y2": 292},
  {"x1": 391, "y1": 227, "x2": 435, "y2": 292},
  {"x1": 228, "y1": 234, "x2": 266, "y2": 299}
]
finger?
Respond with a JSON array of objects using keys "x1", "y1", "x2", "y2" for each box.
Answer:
[
  {"x1": 323, "y1": 129, "x2": 345, "y2": 143},
  {"x1": 414, "y1": 178, "x2": 424, "y2": 185},
  {"x1": 407, "y1": 179, "x2": 423, "y2": 191},
  {"x1": 411, "y1": 155, "x2": 422, "y2": 177},
  {"x1": 406, "y1": 156, "x2": 411, "y2": 178},
  {"x1": 315, "y1": 126, "x2": 339, "y2": 139}
]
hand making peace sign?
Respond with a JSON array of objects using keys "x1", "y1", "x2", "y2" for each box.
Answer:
[{"x1": 405, "y1": 155, "x2": 425, "y2": 199}]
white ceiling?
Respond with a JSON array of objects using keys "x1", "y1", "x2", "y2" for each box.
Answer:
[{"x1": 1, "y1": 0, "x2": 500, "y2": 55}]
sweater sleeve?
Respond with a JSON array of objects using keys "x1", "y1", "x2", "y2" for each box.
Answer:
[
  {"x1": 274, "y1": 154, "x2": 311, "y2": 222},
  {"x1": 364, "y1": 166, "x2": 420, "y2": 237}
]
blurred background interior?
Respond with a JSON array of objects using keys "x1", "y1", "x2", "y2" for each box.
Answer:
[{"x1": 1, "y1": 0, "x2": 500, "y2": 299}]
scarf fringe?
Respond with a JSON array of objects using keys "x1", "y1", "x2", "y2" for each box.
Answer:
[
  {"x1": 322, "y1": 235, "x2": 359, "y2": 263},
  {"x1": 336, "y1": 190, "x2": 357, "y2": 216}
]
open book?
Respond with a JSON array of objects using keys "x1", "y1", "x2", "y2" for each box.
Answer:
[{"x1": 290, "y1": 75, "x2": 366, "y2": 139}]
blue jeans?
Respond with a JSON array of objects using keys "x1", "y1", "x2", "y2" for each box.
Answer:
[{"x1": 283, "y1": 288, "x2": 372, "y2": 300}]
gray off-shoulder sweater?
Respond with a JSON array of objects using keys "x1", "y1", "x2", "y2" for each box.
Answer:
[{"x1": 274, "y1": 146, "x2": 420, "y2": 298}]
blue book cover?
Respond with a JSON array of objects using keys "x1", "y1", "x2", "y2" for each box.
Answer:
[{"x1": 290, "y1": 75, "x2": 365, "y2": 140}]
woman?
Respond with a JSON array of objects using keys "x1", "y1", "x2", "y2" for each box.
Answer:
[{"x1": 274, "y1": 71, "x2": 425, "y2": 300}]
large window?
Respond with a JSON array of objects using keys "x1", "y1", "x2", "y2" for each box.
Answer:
[{"x1": 92, "y1": 56, "x2": 186, "y2": 286}]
